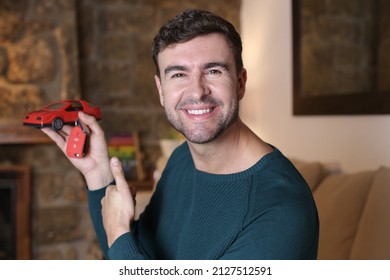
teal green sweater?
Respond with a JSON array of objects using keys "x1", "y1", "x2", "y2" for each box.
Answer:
[{"x1": 88, "y1": 143, "x2": 319, "y2": 259}]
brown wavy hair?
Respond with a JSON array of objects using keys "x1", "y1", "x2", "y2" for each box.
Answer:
[{"x1": 152, "y1": 9, "x2": 243, "y2": 77}]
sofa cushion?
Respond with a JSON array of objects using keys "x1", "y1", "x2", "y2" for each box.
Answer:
[
  {"x1": 350, "y1": 166, "x2": 390, "y2": 259},
  {"x1": 313, "y1": 170, "x2": 374, "y2": 259}
]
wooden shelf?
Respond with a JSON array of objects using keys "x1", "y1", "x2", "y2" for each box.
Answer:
[{"x1": 0, "y1": 124, "x2": 51, "y2": 145}]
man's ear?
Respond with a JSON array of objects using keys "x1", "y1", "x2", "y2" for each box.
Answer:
[
  {"x1": 154, "y1": 75, "x2": 164, "y2": 106},
  {"x1": 237, "y1": 68, "x2": 247, "y2": 100}
]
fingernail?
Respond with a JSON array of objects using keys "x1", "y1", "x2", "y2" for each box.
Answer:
[{"x1": 111, "y1": 157, "x2": 120, "y2": 166}]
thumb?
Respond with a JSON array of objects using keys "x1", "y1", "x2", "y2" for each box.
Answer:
[{"x1": 110, "y1": 157, "x2": 129, "y2": 192}]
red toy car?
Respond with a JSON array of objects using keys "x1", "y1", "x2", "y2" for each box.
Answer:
[{"x1": 23, "y1": 100, "x2": 102, "y2": 131}]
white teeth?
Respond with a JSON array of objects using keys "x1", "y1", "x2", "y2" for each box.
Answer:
[{"x1": 187, "y1": 109, "x2": 212, "y2": 115}]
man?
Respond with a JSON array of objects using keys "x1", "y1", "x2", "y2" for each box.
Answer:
[{"x1": 43, "y1": 9, "x2": 319, "y2": 259}]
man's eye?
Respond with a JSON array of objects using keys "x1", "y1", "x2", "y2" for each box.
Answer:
[
  {"x1": 208, "y1": 69, "x2": 222, "y2": 75},
  {"x1": 171, "y1": 73, "x2": 184, "y2": 78}
]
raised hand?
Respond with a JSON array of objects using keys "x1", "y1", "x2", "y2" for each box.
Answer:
[
  {"x1": 42, "y1": 111, "x2": 113, "y2": 190},
  {"x1": 101, "y1": 157, "x2": 135, "y2": 247}
]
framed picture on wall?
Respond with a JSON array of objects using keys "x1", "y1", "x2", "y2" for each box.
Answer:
[{"x1": 292, "y1": 0, "x2": 390, "y2": 115}]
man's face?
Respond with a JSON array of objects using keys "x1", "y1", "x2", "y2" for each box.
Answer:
[{"x1": 155, "y1": 33, "x2": 246, "y2": 144}]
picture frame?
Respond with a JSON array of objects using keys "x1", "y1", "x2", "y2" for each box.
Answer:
[{"x1": 292, "y1": 0, "x2": 390, "y2": 115}]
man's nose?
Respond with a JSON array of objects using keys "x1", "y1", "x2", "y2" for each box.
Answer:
[{"x1": 188, "y1": 75, "x2": 210, "y2": 100}]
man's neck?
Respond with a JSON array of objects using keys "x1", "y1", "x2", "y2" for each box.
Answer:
[{"x1": 187, "y1": 119, "x2": 273, "y2": 174}]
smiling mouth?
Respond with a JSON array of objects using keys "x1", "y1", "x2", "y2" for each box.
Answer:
[{"x1": 186, "y1": 108, "x2": 213, "y2": 115}]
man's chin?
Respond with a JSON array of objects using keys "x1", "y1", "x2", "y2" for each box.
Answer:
[{"x1": 184, "y1": 130, "x2": 221, "y2": 144}]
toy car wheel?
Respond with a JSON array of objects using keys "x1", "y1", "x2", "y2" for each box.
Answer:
[{"x1": 52, "y1": 118, "x2": 64, "y2": 131}]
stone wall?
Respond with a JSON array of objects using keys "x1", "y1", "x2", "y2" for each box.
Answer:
[
  {"x1": 0, "y1": 0, "x2": 99, "y2": 260},
  {"x1": 0, "y1": 0, "x2": 80, "y2": 125},
  {"x1": 0, "y1": 0, "x2": 241, "y2": 259}
]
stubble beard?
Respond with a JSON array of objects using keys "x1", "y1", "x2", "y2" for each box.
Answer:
[{"x1": 165, "y1": 96, "x2": 240, "y2": 144}]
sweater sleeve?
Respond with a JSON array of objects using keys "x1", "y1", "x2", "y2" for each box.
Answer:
[
  {"x1": 218, "y1": 200, "x2": 319, "y2": 260},
  {"x1": 218, "y1": 174, "x2": 319, "y2": 260},
  {"x1": 87, "y1": 187, "x2": 109, "y2": 259},
  {"x1": 87, "y1": 187, "x2": 148, "y2": 260},
  {"x1": 107, "y1": 232, "x2": 146, "y2": 259}
]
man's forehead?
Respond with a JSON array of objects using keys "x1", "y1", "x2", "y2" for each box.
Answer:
[
  {"x1": 159, "y1": 33, "x2": 229, "y2": 55},
  {"x1": 157, "y1": 34, "x2": 231, "y2": 63}
]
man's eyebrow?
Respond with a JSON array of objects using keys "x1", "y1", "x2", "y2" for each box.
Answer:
[
  {"x1": 164, "y1": 65, "x2": 186, "y2": 75},
  {"x1": 204, "y1": 62, "x2": 229, "y2": 71},
  {"x1": 163, "y1": 62, "x2": 229, "y2": 75}
]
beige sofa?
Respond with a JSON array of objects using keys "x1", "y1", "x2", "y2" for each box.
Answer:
[{"x1": 292, "y1": 160, "x2": 390, "y2": 260}]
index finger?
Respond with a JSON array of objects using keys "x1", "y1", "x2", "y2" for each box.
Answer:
[{"x1": 110, "y1": 157, "x2": 129, "y2": 191}]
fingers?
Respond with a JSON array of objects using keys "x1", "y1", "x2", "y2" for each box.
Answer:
[
  {"x1": 109, "y1": 157, "x2": 136, "y2": 206},
  {"x1": 41, "y1": 127, "x2": 66, "y2": 149},
  {"x1": 78, "y1": 111, "x2": 104, "y2": 136},
  {"x1": 110, "y1": 157, "x2": 128, "y2": 191},
  {"x1": 60, "y1": 125, "x2": 72, "y2": 135}
]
